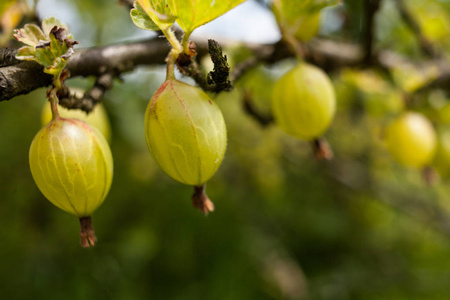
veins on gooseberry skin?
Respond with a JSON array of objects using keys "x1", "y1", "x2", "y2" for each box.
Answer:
[
  {"x1": 29, "y1": 117, "x2": 114, "y2": 248},
  {"x1": 144, "y1": 77, "x2": 227, "y2": 212},
  {"x1": 144, "y1": 46, "x2": 227, "y2": 213}
]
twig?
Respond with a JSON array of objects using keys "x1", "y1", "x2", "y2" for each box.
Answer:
[
  {"x1": 177, "y1": 39, "x2": 233, "y2": 93},
  {"x1": 363, "y1": 0, "x2": 382, "y2": 65},
  {"x1": 176, "y1": 41, "x2": 210, "y2": 91},
  {"x1": 414, "y1": 71, "x2": 450, "y2": 94},
  {"x1": 59, "y1": 72, "x2": 115, "y2": 113},
  {"x1": 232, "y1": 38, "x2": 362, "y2": 82},
  {"x1": 231, "y1": 40, "x2": 291, "y2": 82},
  {"x1": 242, "y1": 90, "x2": 274, "y2": 127}
]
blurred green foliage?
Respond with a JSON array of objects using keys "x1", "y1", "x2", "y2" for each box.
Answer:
[{"x1": 2, "y1": 0, "x2": 450, "y2": 299}]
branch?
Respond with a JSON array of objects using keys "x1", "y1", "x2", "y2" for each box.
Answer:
[
  {"x1": 231, "y1": 39, "x2": 362, "y2": 82},
  {"x1": 58, "y1": 72, "x2": 115, "y2": 112},
  {"x1": 67, "y1": 38, "x2": 171, "y2": 77},
  {"x1": 414, "y1": 70, "x2": 450, "y2": 95},
  {"x1": 1, "y1": 38, "x2": 172, "y2": 101},
  {"x1": 1, "y1": 34, "x2": 447, "y2": 102},
  {"x1": 242, "y1": 90, "x2": 274, "y2": 127},
  {"x1": 176, "y1": 39, "x2": 233, "y2": 93},
  {"x1": 0, "y1": 48, "x2": 21, "y2": 67},
  {"x1": 176, "y1": 40, "x2": 214, "y2": 92},
  {"x1": 363, "y1": 0, "x2": 382, "y2": 65},
  {"x1": 0, "y1": 54, "x2": 52, "y2": 101}
]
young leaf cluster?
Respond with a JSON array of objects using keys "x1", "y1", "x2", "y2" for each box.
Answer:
[{"x1": 14, "y1": 17, "x2": 78, "y2": 76}]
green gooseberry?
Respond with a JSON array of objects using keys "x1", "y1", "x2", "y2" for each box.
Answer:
[
  {"x1": 271, "y1": 62, "x2": 336, "y2": 140},
  {"x1": 385, "y1": 112, "x2": 436, "y2": 168},
  {"x1": 29, "y1": 117, "x2": 113, "y2": 219},
  {"x1": 145, "y1": 79, "x2": 227, "y2": 186}
]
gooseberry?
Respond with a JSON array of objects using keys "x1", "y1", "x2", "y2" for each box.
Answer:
[
  {"x1": 29, "y1": 116, "x2": 113, "y2": 247},
  {"x1": 271, "y1": 62, "x2": 336, "y2": 140},
  {"x1": 145, "y1": 79, "x2": 227, "y2": 186},
  {"x1": 385, "y1": 112, "x2": 436, "y2": 168}
]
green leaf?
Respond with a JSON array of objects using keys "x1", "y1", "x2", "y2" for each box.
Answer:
[
  {"x1": 35, "y1": 47, "x2": 55, "y2": 68},
  {"x1": 49, "y1": 29, "x2": 63, "y2": 58},
  {"x1": 130, "y1": 1, "x2": 160, "y2": 31},
  {"x1": 16, "y1": 46, "x2": 36, "y2": 60},
  {"x1": 13, "y1": 24, "x2": 46, "y2": 47},
  {"x1": 41, "y1": 17, "x2": 68, "y2": 36},
  {"x1": 273, "y1": 0, "x2": 341, "y2": 42},
  {"x1": 44, "y1": 57, "x2": 68, "y2": 76},
  {"x1": 167, "y1": 0, "x2": 246, "y2": 35},
  {"x1": 14, "y1": 17, "x2": 78, "y2": 79},
  {"x1": 133, "y1": 0, "x2": 176, "y2": 31}
]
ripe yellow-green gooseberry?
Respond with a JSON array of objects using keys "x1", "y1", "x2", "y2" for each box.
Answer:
[
  {"x1": 271, "y1": 62, "x2": 336, "y2": 140},
  {"x1": 29, "y1": 116, "x2": 113, "y2": 247},
  {"x1": 145, "y1": 79, "x2": 227, "y2": 186},
  {"x1": 384, "y1": 112, "x2": 437, "y2": 168},
  {"x1": 41, "y1": 90, "x2": 112, "y2": 142}
]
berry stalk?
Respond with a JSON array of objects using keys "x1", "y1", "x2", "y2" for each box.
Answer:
[
  {"x1": 79, "y1": 216, "x2": 97, "y2": 248},
  {"x1": 166, "y1": 49, "x2": 178, "y2": 80},
  {"x1": 48, "y1": 88, "x2": 60, "y2": 120},
  {"x1": 192, "y1": 184, "x2": 214, "y2": 215}
]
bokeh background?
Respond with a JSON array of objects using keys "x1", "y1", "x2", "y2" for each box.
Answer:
[{"x1": 2, "y1": 0, "x2": 450, "y2": 299}]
